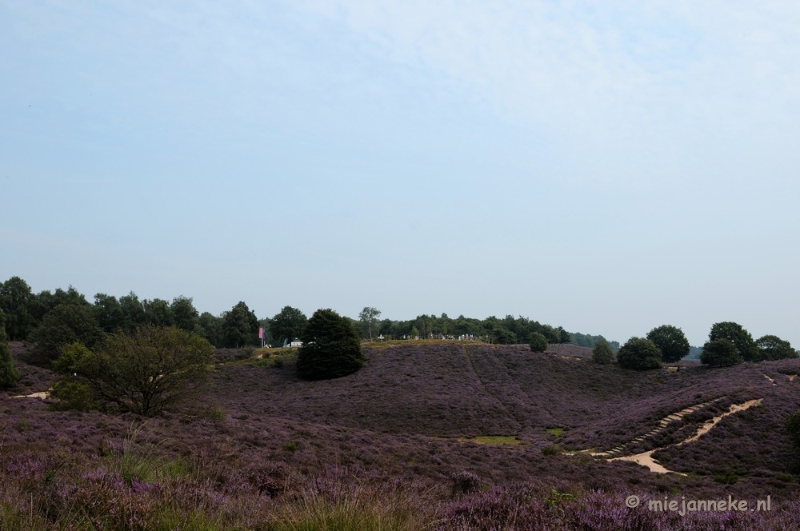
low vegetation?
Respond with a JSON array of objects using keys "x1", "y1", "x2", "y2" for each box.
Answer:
[{"x1": 2, "y1": 340, "x2": 800, "y2": 529}]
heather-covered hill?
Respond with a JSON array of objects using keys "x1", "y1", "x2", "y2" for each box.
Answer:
[
  {"x1": 215, "y1": 343, "x2": 800, "y2": 450},
  {"x1": 4, "y1": 340, "x2": 800, "y2": 529}
]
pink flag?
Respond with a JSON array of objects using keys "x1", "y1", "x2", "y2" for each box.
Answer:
[{"x1": 258, "y1": 327, "x2": 264, "y2": 339}]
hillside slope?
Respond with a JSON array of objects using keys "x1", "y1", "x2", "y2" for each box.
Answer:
[{"x1": 215, "y1": 343, "x2": 800, "y2": 461}]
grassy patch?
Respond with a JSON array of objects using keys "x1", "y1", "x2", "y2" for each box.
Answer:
[
  {"x1": 546, "y1": 428, "x2": 564, "y2": 437},
  {"x1": 456, "y1": 436, "x2": 522, "y2": 446},
  {"x1": 364, "y1": 339, "x2": 489, "y2": 350}
]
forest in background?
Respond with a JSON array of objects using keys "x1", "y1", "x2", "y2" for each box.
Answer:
[{"x1": 0, "y1": 276, "x2": 617, "y2": 350}]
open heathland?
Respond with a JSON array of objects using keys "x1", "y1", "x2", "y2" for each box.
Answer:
[{"x1": 2, "y1": 340, "x2": 800, "y2": 529}]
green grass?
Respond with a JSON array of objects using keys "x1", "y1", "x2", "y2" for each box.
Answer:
[
  {"x1": 268, "y1": 488, "x2": 430, "y2": 531},
  {"x1": 546, "y1": 428, "x2": 564, "y2": 437},
  {"x1": 456, "y1": 436, "x2": 522, "y2": 446},
  {"x1": 363, "y1": 339, "x2": 490, "y2": 350}
]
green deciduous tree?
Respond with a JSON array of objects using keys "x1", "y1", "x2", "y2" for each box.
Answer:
[
  {"x1": 119, "y1": 292, "x2": 147, "y2": 332},
  {"x1": 27, "y1": 304, "x2": 105, "y2": 367},
  {"x1": 592, "y1": 338, "x2": 614, "y2": 364},
  {"x1": 359, "y1": 307, "x2": 381, "y2": 340},
  {"x1": 529, "y1": 332, "x2": 548, "y2": 353},
  {"x1": 617, "y1": 337, "x2": 662, "y2": 370},
  {"x1": 0, "y1": 276, "x2": 35, "y2": 341},
  {"x1": 646, "y1": 325, "x2": 690, "y2": 363},
  {"x1": 222, "y1": 301, "x2": 259, "y2": 348},
  {"x1": 34, "y1": 286, "x2": 90, "y2": 321},
  {"x1": 0, "y1": 311, "x2": 19, "y2": 388},
  {"x1": 144, "y1": 298, "x2": 174, "y2": 328},
  {"x1": 53, "y1": 326, "x2": 214, "y2": 416},
  {"x1": 700, "y1": 338, "x2": 742, "y2": 367},
  {"x1": 490, "y1": 326, "x2": 517, "y2": 344},
  {"x1": 93, "y1": 293, "x2": 124, "y2": 332},
  {"x1": 297, "y1": 309, "x2": 363, "y2": 380},
  {"x1": 198, "y1": 312, "x2": 223, "y2": 347},
  {"x1": 756, "y1": 335, "x2": 797, "y2": 361},
  {"x1": 708, "y1": 322, "x2": 758, "y2": 362},
  {"x1": 170, "y1": 296, "x2": 199, "y2": 332},
  {"x1": 269, "y1": 306, "x2": 308, "y2": 346}
]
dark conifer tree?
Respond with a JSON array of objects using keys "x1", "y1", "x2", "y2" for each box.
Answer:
[{"x1": 297, "y1": 309, "x2": 363, "y2": 380}]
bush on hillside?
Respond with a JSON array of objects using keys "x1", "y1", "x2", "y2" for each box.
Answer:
[
  {"x1": 297, "y1": 309, "x2": 363, "y2": 380},
  {"x1": 646, "y1": 325, "x2": 690, "y2": 363},
  {"x1": 529, "y1": 332, "x2": 548, "y2": 353},
  {"x1": 0, "y1": 312, "x2": 19, "y2": 388},
  {"x1": 616, "y1": 337, "x2": 662, "y2": 370},
  {"x1": 53, "y1": 326, "x2": 214, "y2": 416},
  {"x1": 591, "y1": 338, "x2": 614, "y2": 364},
  {"x1": 786, "y1": 412, "x2": 800, "y2": 449},
  {"x1": 708, "y1": 322, "x2": 758, "y2": 362},
  {"x1": 756, "y1": 335, "x2": 797, "y2": 361},
  {"x1": 700, "y1": 338, "x2": 742, "y2": 368}
]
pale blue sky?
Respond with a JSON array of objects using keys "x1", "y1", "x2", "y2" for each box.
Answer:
[{"x1": 2, "y1": 1, "x2": 799, "y2": 348}]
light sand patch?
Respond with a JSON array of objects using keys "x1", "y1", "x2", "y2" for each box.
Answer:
[
  {"x1": 789, "y1": 374, "x2": 797, "y2": 382},
  {"x1": 609, "y1": 450, "x2": 681, "y2": 474},
  {"x1": 11, "y1": 391, "x2": 49, "y2": 400},
  {"x1": 764, "y1": 374, "x2": 776, "y2": 385}
]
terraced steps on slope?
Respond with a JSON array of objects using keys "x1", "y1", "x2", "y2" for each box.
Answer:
[{"x1": 590, "y1": 398, "x2": 723, "y2": 457}]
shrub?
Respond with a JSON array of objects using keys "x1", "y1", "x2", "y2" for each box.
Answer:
[
  {"x1": 616, "y1": 337, "x2": 662, "y2": 370},
  {"x1": 53, "y1": 326, "x2": 215, "y2": 416},
  {"x1": 297, "y1": 309, "x2": 363, "y2": 380},
  {"x1": 700, "y1": 338, "x2": 742, "y2": 368},
  {"x1": 591, "y1": 338, "x2": 614, "y2": 364},
  {"x1": 451, "y1": 470, "x2": 481, "y2": 495},
  {"x1": 786, "y1": 412, "x2": 800, "y2": 449},
  {"x1": 0, "y1": 312, "x2": 19, "y2": 388},
  {"x1": 529, "y1": 332, "x2": 548, "y2": 353},
  {"x1": 49, "y1": 379, "x2": 97, "y2": 411},
  {"x1": 282, "y1": 442, "x2": 297, "y2": 453},
  {"x1": 646, "y1": 324, "x2": 690, "y2": 363},
  {"x1": 541, "y1": 445, "x2": 560, "y2": 456}
]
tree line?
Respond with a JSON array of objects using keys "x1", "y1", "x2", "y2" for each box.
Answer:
[
  {"x1": 0, "y1": 276, "x2": 613, "y2": 351},
  {"x1": 593, "y1": 323, "x2": 798, "y2": 369}
]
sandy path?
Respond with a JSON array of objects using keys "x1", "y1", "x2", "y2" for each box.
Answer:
[
  {"x1": 9, "y1": 391, "x2": 49, "y2": 399},
  {"x1": 681, "y1": 399, "x2": 762, "y2": 445},
  {"x1": 606, "y1": 399, "x2": 762, "y2": 474},
  {"x1": 610, "y1": 450, "x2": 672, "y2": 474}
]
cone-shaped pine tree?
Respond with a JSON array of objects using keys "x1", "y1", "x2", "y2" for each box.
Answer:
[{"x1": 297, "y1": 309, "x2": 363, "y2": 380}]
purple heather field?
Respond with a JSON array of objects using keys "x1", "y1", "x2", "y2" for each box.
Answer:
[{"x1": 2, "y1": 340, "x2": 800, "y2": 529}]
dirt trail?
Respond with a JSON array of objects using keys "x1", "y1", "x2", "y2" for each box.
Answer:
[
  {"x1": 590, "y1": 399, "x2": 721, "y2": 458},
  {"x1": 10, "y1": 391, "x2": 49, "y2": 399},
  {"x1": 611, "y1": 450, "x2": 672, "y2": 474},
  {"x1": 607, "y1": 399, "x2": 763, "y2": 474}
]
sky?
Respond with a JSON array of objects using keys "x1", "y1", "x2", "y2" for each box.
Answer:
[{"x1": 2, "y1": 1, "x2": 799, "y2": 348}]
